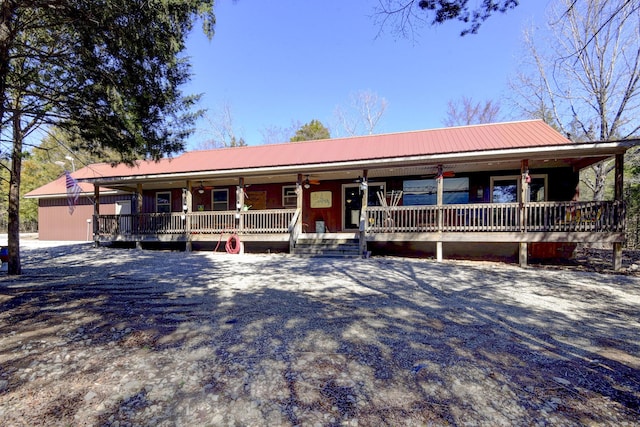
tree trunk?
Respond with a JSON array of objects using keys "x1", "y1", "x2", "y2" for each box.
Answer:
[
  {"x1": 2, "y1": 2, "x2": 19, "y2": 274},
  {"x1": 0, "y1": 0, "x2": 15, "y2": 125},
  {"x1": 592, "y1": 162, "x2": 608, "y2": 202},
  {"x1": 8, "y1": 109, "x2": 22, "y2": 275}
]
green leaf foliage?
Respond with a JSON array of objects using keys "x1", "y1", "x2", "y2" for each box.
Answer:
[
  {"x1": 0, "y1": 0, "x2": 216, "y2": 274},
  {"x1": 290, "y1": 119, "x2": 331, "y2": 142},
  {"x1": 1, "y1": 0, "x2": 216, "y2": 164}
]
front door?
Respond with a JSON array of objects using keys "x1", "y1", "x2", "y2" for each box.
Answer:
[{"x1": 343, "y1": 184, "x2": 361, "y2": 230}]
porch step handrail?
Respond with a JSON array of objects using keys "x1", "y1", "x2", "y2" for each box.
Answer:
[
  {"x1": 289, "y1": 208, "x2": 302, "y2": 252},
  {"x1": 288, "y1": 208, "x2": 301, "y2": 232}
]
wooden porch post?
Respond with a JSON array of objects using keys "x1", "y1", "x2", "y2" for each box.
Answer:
[
  {"x1": 93, "y1": 183, "x2": 100, "y2": 247},
  {"x1": 519, "y1": 160, "x2": 529, "y2": 267},
  {"x1": 136, "y1": 183, "x2": 143, "y2": 249},
  {"x1": 185, "y1": 181, "x2": 193, "y2": 252},
  {"x1": 290, "y1": 174, "x2": 303, "y2": 253},
  {"x1": 137, "y1": 184, "x2": 143, "y2": 213},
  {"x1": 359, "y1": 170, "x2": 368, "y2": 257},
  {"x1": 237, "y1": 177, "x2": 245, "y2": 231},
  {"x1": 436, "y1": 165, "x2": 444, "y2": 262},
  {"x1": 613, "y1": 153, "x2": 625, "y2": 271},
  {"x1": 296, "y1": 174, "x2": 303, "y2": 213}
]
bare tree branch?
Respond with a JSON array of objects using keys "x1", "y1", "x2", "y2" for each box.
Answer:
[
  {"x1": 443, "y1": 96, "x2": 502, "y2": 127},
  {"x1": 196, "y1": 101, "x2": 246, "y2": 149},
  {"x1": 333, "y1": 90, "x2": 388, "y2": 137},
  {"x1": 510, "y1": 0, "x2": 640, "y2": 200},
  {"x1": 374, "y1": 0, "x2": 519, "y2": 38}
]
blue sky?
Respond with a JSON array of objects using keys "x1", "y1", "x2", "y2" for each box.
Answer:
[{"x1": 184, "y1": 1, "x2": 551, "y2": 149}]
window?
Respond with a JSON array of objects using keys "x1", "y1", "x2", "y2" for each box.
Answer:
[
  {"x1": 490, "y1": 175, "x2": 547, "y2": 203},
  {"x1": 528, "y1": 177, "x2": 547, "y2": 202},
  {"x1": 491, "y1": 177, "x2": 518, "y2": 203},
  {"x1": 367, "y1": 183, "x2": 386, "y2": 206},
  {"x1": 212, "y1": 189, "x2": 229, "y2": 211},
  {"x1": 156, "y1": 192, "x2": 171, "y2": 213},
  {"x1": 283, "y1": 185, "x2": 297, "y2": 207},
  {"x1": 403, "y1": 178, "x2": 469, "y2": 205}
]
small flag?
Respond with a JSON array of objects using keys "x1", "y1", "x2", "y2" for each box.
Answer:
[{"x1": 65, "y1": 171, "x2": 81, "y2": 215}]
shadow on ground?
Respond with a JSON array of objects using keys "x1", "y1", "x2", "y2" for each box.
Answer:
[{"x1": 0, "y1": 244, "x2": 638, "y2": 425}]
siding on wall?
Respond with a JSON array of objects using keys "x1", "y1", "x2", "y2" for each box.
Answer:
[
  {"x1": 38, "y1": 195, "x2": 132, "y2": 241},
  {"x1": 297, "y1": 168, "x2": 579, "y2": 232},
  {"x1": 37, "y1": 167, "x2": 579, "y2": 240},
  {"x1": 144, "y1": 185, "x2": 290, "y2": 213}
]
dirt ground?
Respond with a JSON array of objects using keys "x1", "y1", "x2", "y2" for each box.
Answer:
[{"x1": 0, "y1": 242, "x2": 639, "y2": 426}]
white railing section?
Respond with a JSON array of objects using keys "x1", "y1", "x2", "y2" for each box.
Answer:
[
  {"x1": 366, "y1": 201, "x2": 624, "y2": 233},
  {"x1": 96, "y1": 209, "x2": 296, "y2": 237},
  {"x1": 190, "y1": 211, "x2": 237, "y2": 233},
  {"x1": 97, "y1": 212, "x2": 185, "y2": 236},
  {"x1": 524, "y1": 200, "x2": 624, "y2": 232},
  {"x1": 241, "y1": 209, "x2": 294, "y2": 233},
  {"x1": 95, "y1": 202, "x2": 624, "y2": 238}
]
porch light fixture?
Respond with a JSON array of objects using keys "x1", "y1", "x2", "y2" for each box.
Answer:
[
  {"x1": 197, "y1": 181, "x2": 205, "y2": 194},
  {"x1": 303, "y1": 175, "x2": 311, "y2": 189},
  {"x1": 359, "y1": 177, "x2": 368, "y2": 192}
]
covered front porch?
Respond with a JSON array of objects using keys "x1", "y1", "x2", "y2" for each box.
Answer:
[
  {"x1": 83, "y1": 123, "x2": 632, "y2": 271},
  {"x1": 94, "y1": 198, "x2": 626, "y2": 268}
]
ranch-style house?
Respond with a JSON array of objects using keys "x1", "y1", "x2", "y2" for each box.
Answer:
[{"x1": 25, "y1": 120, "x2": 635, "y2": 269}]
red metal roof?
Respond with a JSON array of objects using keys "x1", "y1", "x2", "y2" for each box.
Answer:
[
  {"x1": 24, "y1": 171, "x2": 117, "y2": 198},
  {"x1": 26, "y1": 120, "x2": 573, "y2": 197}
]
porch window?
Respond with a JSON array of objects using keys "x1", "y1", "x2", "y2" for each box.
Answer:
[
  {"x1": 368, "y1": 183, "x2": 386, "y2": 206},
  {"x1": 156, "y1": 192, "x2": 171, "y2": 213},
  {"x1": 212, "y1": 189, "x2": 229, "y2": 211},
  {"x1": 282, "y1": 185, "x2": 297, "y2": 207},
  {"x1": 490, "y1": 175, "x2": 547, "y2": 202},
  {"x1": 403, "y1": 178, "x2": 469, "y2": 205},
  {"x1": 528, "y1": 177, "x2": 547, "y2": 202},
  {"x1": 491, "y1": 177, "x2": 518, "y2": 203}
]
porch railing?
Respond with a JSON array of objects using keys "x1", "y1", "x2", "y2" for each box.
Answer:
[
  {"x1": 97, "y1": 212, "x2": 186, "y2": 236},
  {"x1": 366, "y1": 200, "x2": 625, "y2": 233},
  {"x1": 238, "y1": 209, "x2": 295, "y2": 234},
  {"x1": 96, "y1": 209, "x2": 297, "y2": 238},
  {"x1": 95, "y1": 201, "x2": 625, "y2": 239}
]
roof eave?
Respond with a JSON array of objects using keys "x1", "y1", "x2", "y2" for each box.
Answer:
[
  {"x1": 86, "y1": 140, "x2": 631, "y2": 186},
  {"x1": 23, "y1": 189, "x2": 125, "y2": 200}
]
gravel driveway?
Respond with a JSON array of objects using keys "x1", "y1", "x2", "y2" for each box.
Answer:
[{"x1": 0, "y1": 242, "x2": 639, "y2": 426}]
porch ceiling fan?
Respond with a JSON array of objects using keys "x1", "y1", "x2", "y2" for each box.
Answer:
[
  {"x1": 421, "y1": 166, "x2": 455, "y2": 179},
  {"x1": 195, "y1": 180, "x2": 213, "y2": 194},
  {"x1": 302, "y1": 175, "x2": 320, "y2": 189}
]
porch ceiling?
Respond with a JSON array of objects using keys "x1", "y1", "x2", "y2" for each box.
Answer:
[
  {"x1": 25, "y1": 118, "x2": 637, "y2": 199},
  {"x1": 101, "y1": 154, "x2": 609, "y2": 192}
]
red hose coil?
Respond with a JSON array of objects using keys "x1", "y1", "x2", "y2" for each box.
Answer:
[{"x1": 225, "y1": 234, "x2": 241, "y2": 254}]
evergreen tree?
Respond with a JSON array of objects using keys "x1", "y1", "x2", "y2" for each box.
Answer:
[
  {"x1": 0, "y1": 1, "x2": 216, "y2": 274},
  {"x1": 290, "y1": 120, "x2": 331, "y2": 142}
]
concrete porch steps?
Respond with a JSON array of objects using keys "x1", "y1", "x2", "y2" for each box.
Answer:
[{"x1": 292, "y1": 233, "x2": 362, "y2": 258}]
